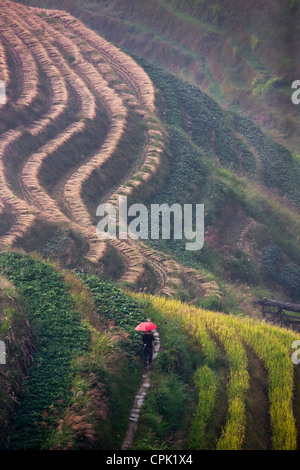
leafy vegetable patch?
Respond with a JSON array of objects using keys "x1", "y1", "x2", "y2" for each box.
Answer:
[
  {"x1": 0, "y1": 253, "x2": 90, "y2": 449},
  {"x1": 79, "y1": 275, "x2": 147, "y2": 358}
]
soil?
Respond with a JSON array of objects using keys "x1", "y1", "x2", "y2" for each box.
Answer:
[{"x1": 244, "y1": 345, "x2": 271, "y2": 450}]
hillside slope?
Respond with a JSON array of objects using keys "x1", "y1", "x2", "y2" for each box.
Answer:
[
  {"x1": 0, "y1": 0, "x2": 228, "y2": 305},
  {"x1": 18, "y1": 0, "x2": 300, "y2": 154},
  {"x1": 0, "y1": 0, "x2": 299, "y2": 453},
  {"x1": 0, "y1": 252, "x2": 299, "y2": 450},
  {"x1": 8, "y1": 0, "x2": 299, "y2": 315}
]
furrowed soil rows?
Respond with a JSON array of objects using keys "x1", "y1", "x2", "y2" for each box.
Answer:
[
  {"x1": 42, "y1": 6, "x2": 168, "y2": 278},
  {"x1": 0, "y1": 129, "x2": 36, "y2": 249},
  {"x1": 21, "y1": 2, "x2": 166, "y2": 274},
  {"x1": 0, "y1": 37, "x2": 10, "y2": 107},
  {"x1": 0, "y1": 0, "x2": 211, "y2": 296},
  {"x1": 0, "y1": 17, "x2": 38, "y2": 109}
]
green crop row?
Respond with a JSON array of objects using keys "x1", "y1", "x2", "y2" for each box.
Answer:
[
  {"x1": 79, "y1": 274, "x2": 147, "y2": 360},
  {"x1": 174, "y1": 300, "x2": 250, "y2": 450},
  {"x1": 232, "y1": 113, "x2": 300, "y2": 207},
  {"x1": 136, "y1": 56, "x2": 257, "y2": 175},
  {"x1": 190, "y1": 366, "x2": 218, "y2": 449},
  {"x1": 137, "y1": 55, "x2": 300, "y2": 209},
  {"x1": 132, "y1": 293, "x2": 299, "y2": 450},
  {"x1": 0, "y1": 253, "x2": 91, "y2": 449}
]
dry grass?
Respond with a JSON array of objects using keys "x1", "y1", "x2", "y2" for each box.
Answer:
[
  {"x1": 0, "y1": 0, "x2": 204, "y2": 293},
  {"x1": 0, "y1": 38, "x2": 10, "y2": 107},
  {"x1": 0, "y1": 16, "x2": 38, "y2": 108}
]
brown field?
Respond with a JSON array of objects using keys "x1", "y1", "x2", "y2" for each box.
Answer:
[{"x1": 0, "y1": 0, "x2": 214, "y2": 298}]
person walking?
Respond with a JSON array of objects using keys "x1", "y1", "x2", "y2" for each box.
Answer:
[{"x1": 142, "y1": 330, "x2": 155, "y2": 368}]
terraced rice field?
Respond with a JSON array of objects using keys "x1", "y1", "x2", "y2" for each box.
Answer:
[
  {"x1": 132, "y1": 293, "x2": 300, "y2": 450},
  {"x1": 0, "y1": 0, "x2": 215, "y2": 297},
  {"x1": 0, "y1": 0, "x2": 299, "y2": 452}
]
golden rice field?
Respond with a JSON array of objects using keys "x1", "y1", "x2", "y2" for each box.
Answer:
[{"x1": 131, "y1": 293, "x2": 300, "y2": 450}]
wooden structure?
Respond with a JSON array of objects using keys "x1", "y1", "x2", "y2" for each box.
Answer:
[{"x1": 257, "y1": 298, "x2": 300, "y2": 330}]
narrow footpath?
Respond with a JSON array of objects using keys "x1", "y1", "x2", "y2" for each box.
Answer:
[{"x1": 121, "y1": 328, "x2": 160, "y2": 450}]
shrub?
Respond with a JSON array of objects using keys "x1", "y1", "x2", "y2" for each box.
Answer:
[
  {"x1": 279, "y1": 264, "x2": 300, "y2": 301},
  {"x1": 150, "y1": 373, "x2": 190, "y2": 431},
  {"x1": 261, "y1": 244, "x2": 282, "y2": 278},
  {"x1": 222, "y1": 249, "x2": 259, "y2": 284},
  {"x1": 250, "y1": 34, "x2": 259, "y2": 51}
]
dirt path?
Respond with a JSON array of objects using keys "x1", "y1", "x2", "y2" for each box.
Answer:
[
  {"x1": 293, "y1": 365, "x2": 300, "y2": 450},
  {"x1": 121, "y1": 328, "x2": 160, "y2": 450},
  {"x1": 243, "y1": 346, "x2": 271, "y2": 450}
]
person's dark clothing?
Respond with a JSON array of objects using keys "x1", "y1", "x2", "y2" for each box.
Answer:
[
  {"x1": 142, "y1": 333, "x2": 154, "y2": 348},
  {"x1": 143, "y1": 346, "x2": 153, "y2": 366},
  {"x1": 142, "y1": 333, "x2": 154, "y2": 366}
]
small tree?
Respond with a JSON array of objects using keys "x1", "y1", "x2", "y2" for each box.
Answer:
[
  {"x1": 260, "y1": 244, "x2": 282, "y2": 279},
  {"x1": 279, "y1": 264, "x2": 300, "y2": 301}
]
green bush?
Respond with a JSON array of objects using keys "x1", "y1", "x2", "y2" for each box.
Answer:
[
  {"x1": 156, "y1": 374, "x2": 189, "y2": 429},
  {"x1": 279, "y1": 264, "x2": 300, "y2": 301},
  {"x1": 261, "y1": 244, "x2": 282, "y2": 278},
  {"x1": 222, "y1": 249, "x2": 260, "y2": 284},
  {"x1": 146, "y1": 373, "x2": 190, "y2": 431}
]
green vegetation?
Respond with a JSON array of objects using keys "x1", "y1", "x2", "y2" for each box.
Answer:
[
  {"x1": 0, "y1": 255, "x2": 145, "y2": 450},
  {"x1": 279, "y1": 264, "x2": 300, "y2": 302},
  {"x1": 232, "y1": 113, "x2": 300, "y2": 207},
  {"x1": 137, "y1": 57, "x2": 256, "y2": 174},
  {"x1": 132, "y1": 293, "x2": 299, "y2": 450},
  {"x1": 261, "y1": 245, "x2": 300, "y2": 301},
  {"x1": 80, "y1": 275, "x2": 146, "y2": 356},
  {"x1": 130, "y1": 298, "x2": 202, "y2": 450},
  {"x1": 129, "y1": 56, "x2": 300, "y2": 306},
  {"x1": 0, "y1": 276, "x2": 35, "y2": 448},
  {"x1": 190, "y1": 366, "x2": 218, "y2": 449},
  {"x1": 0, "y1": 253, "x2": 90, "y2": 449}
]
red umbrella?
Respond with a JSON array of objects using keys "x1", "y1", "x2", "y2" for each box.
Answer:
[{"x1": 135, "y1": 321, "x2": 157, "y2": 331}]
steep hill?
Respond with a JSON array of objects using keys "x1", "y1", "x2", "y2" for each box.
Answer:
[
  {"x1": 18, "y1": 0, "x2": 300, "y2": 154},
  {"x1": 6, "y1": 0, "x2": 298, "y2": 315},
  {"x1": 0, "y1": 253, "x2": 299, "y2": 449},
  {"x1": 0, "y1": 0, "x2": 299, "y2": 451},
  {"x1": 0, "y1": 0, "x2": 231, "y2": 306}
]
